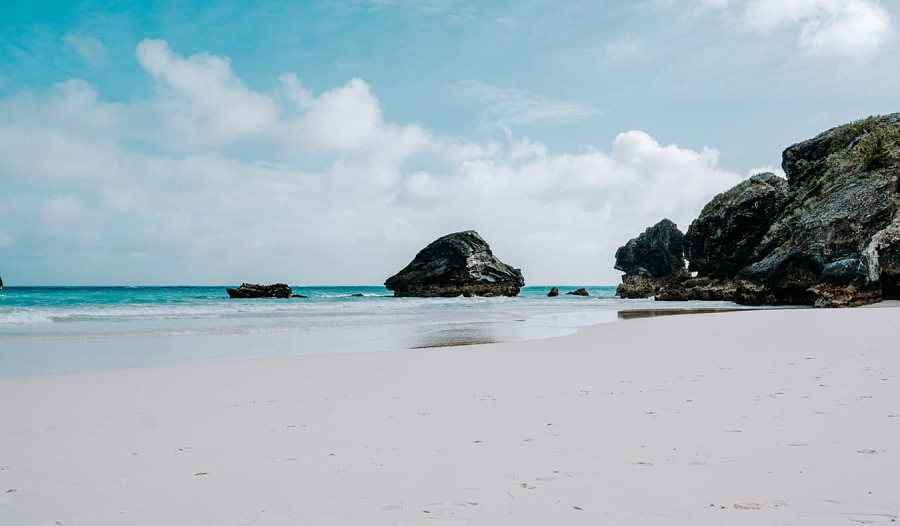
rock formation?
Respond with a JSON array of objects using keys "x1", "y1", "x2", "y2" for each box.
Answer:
[
  {"x1": 617, "y1": 113, "x2": 900, "y2": 307},
  {"x1": 547, "y1": 287, "x2": 559, "y2": 297},
  {"x1": 736, "y1": 114, "x2": 900, "y2": 306},
  {"x1": 226, "y1": 283, "x2": 293, "y2": 299},
  {"x1": 566, "y1": 288, "x2": 589, "y2": 296},
  {"x1": 384, "y1": 230, "x2": 525, "y2": 297},
  {"x1": 614, "y1": 219, "x2": 688, "y2": 298},
  {"x1": 685, "y1": 172, "x2": 789, "y2": 278}
]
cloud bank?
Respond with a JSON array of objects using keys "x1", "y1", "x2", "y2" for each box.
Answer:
[{"x1": 0, "y1": 40, "x2": 746, "y2": 285}]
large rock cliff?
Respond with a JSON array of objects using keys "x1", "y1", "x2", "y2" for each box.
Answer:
[{"x1": 616, "y1": 113, "x2": 900, "y2": 306}]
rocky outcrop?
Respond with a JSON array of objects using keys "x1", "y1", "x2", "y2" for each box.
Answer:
[
  {"x1": 227, "y1": 283, "x2": 293, "y2": 299},
  {"x1": 547, "y1": 287, "x2": 559, "y2": 297},
  {"x1": 566, "y1": 288, "x2": 589, "y2": 296},
  {"x1": 614, "y1": 219, "x2": 688, "y2": 298},
  {"x1": 685, "y1": 172, "x2": 788, "y2": 277},
  {"x1": 385, "y1": 230, "x2": 525, "y2": 297},
  {"x1": 736, "y1": 114, "x2": 900, "y2": 306},
  {"x1": 620, "y1": 114, "x2": 900, "y2": 307},
  {"x1": 291, "y1": 294, "x2": 309, "y2": 298}
]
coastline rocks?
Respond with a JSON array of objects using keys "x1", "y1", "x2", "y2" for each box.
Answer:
[
  {"x1": 547, "y1": 287, "x2": 559, "y2": 297},
  {"x1": 384, "y1": 230, "x2": 525, "y2": 298},
  {"x1": 614, "y1": 219, "x2": 688, "y2": 278},
  {"x1": 622, "y1": 113, "x2": 900, "y2": 307},
  {"x1": 614, "y1": 219, "x2": 688, "y2": 299},
  {"x1": 736, "y1": 114, "x2": 900, "y2": 306},
  {"x1": 566, "y1": 288, "x2": 590, "y2": 296},
  {"x1": 685, "y1": 172, "x2": 788, "y2": 277},
  {"x1": 292, "y1": 294, "x2": 308, "y2": 298},
  {"x1": 226, "y1": 283, "x2": 293, "y2": 299}
]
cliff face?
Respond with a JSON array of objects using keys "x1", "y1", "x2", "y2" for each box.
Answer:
[
  {"x1": 385, "y1": 230, "x2": 525, "y2": 297},
  {"x1": 615, "y1": 114, "x2": 900, "y2": 306}
]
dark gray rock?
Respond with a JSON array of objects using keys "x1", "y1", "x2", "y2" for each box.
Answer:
[
  {"x1": 292, "y1": 294, "x2": 308, "y2": 298},
  {"x1": 547, "y1": 287, "x2": 559, "y2": 297},
  {"x1": 385, "y1": 230, "x2": 525, "y2": 297},
  {"x1": 685, "y1": 172, "x2": 788, "y2": 277},
  {"x1": 614, "y1": 219, "x2": 688, "y2": 299},
  {"x1": 227, "y1": 283, "x2": 293, "y2": 299},
  {"x1": 566, "y1": 288, "x2": 589, "y2": 296},
  {"x1": 615, "y1": 219, "x2": 688, "y2": 279},
  {"x1": 736, "y1": 114, "x2": 900, "y2": 306}
]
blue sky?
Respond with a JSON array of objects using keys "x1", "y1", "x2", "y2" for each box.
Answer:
[{"x1": 1, "y1": 0, "x2": 898, "y2": 285}]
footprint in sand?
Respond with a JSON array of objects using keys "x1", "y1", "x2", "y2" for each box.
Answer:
[
  {"x1": 687, "y1": 460, "x2": 708, "y2": 467},
  {"x1": 378, "y1": 502, "x2": 404, "y2": 511},
  {"x1": 857, "y1": 449, "x2": 879, "y2": 455},
  {"x1": 733, "y1": 502, "x2": 763, "y2": 510}
]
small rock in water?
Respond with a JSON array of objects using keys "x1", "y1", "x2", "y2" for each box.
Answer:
[
  {"x1": 292, "y1": 294, "x2": 308, "y2": 298},
  {"x1": 226, "y1": 283, "x2": 292, "y2": 299},
  {"x1": 566, "y1": 288, "x2": 589, "y2": 296},
  {"x1": 547, "y1": 287, "x2": 559, "y2": 297}
]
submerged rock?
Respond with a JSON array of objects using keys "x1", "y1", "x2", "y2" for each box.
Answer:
[
  {"x1": 566, "y1": 288, "x2": 590, "y2": 296},
  {"x1": 292, "y1": 294, "x2": 309, "y2": 298},
  {"x1": 227, "y1": 283, "x2": 293, "y2": 299},
  {"x1": 384, "y1": 230, "x2": 525, "y2": 297}
]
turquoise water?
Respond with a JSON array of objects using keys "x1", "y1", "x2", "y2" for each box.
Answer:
[{"x1": 0, "y1": 286, "x2": 739, "y2": 377}]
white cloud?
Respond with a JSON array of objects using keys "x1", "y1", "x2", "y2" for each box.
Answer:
[
  {"x1": 456, "y1": 81, "x2": 603, "y2": 128},
  {"x1": 715, "y1": 0, "x2": 891, "y2": 57},
  {"x1": 63, "y1": 34, "x2": 107, "y2": 66},
  {"x1": 0, "y1": 40, "x2": 747, "y2": 285},
  {"x1": 747, "y1": 165, "x2": 786, "y2": 178}
]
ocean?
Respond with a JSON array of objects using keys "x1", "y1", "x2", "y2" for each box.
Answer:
[{"x1": 0, "y1": 286, "x2": 740, "y2": 378}]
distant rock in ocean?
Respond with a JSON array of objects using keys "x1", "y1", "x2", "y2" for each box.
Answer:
[
  {"x1": 566, "y1": 288, "x2": 589, "y2": 296},
  {"x1": 616, "y1": 113, "x2": 900, "y2": 307},
  {"x1": 614, "y1": 219, "x2": 688, "y2": 299},
  {"x1": 384, "y1": 230, "x2": 525, "y2": 297},
  {"x1": 226, "y1": 283, "x2": 293, "y2": 299},
  {"x1": 547, "y1": 287, "x2": 559, "y2": 297},
  {"x1": 292, "y1": 294, "x2": 308, "y2": 298}
]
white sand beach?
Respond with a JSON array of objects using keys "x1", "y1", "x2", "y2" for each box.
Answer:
[{"x1": 1, "y1": 307, "x2": 898, "y2": 525}]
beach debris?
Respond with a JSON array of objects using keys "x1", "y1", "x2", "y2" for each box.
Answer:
[
  {"x1": 573, "y1": 506, "x2": 584, "y2": 511},
  {"x1": 193, "y1": 472, "x2": 209, "y2": 476},
  {"x1": 384, "y1": 230, "x2": 525, "y2": 298},
  {"x1": 226, "y1": 283, "x2": 292, "y2": 299},
  {"x1": 547, "y1": 287, "x2": 559, "y2": 297},
  {"x1": 566, "y1": 288, "x2": 590, "y2": 296}
]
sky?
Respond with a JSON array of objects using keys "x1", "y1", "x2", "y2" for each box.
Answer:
[{"x1": 1, "y1": 0, "x2": 898, "y2": 286}]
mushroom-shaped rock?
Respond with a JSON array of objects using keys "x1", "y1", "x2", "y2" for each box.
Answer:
[
  {"x1": 547, "y1": 287, "x2": 559, "y2": 297},
  {"x1": 385, "y1": 231, "x2": 525, "y2": 297},
  {"x1": 685, "y1": 172, "x2": 788, "y2": 278},
  {"x1": 226, "y1": 283, "x2": 293, "y2": 299},
  {"x1": 566, "y1": 288, "x2": 590, "y2": 296}
]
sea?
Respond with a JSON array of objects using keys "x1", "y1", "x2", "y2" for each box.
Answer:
[{"x1": 0, "y1": 286, "x2": 742, "y2": 378}]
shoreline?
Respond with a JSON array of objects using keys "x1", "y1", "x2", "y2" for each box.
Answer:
[
  {"x1": 1, "y1": 307, "x2": 898, "y2": 525},
  {"x1": 0, "y1": 301, "x2": 749, "y2": 379}
]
